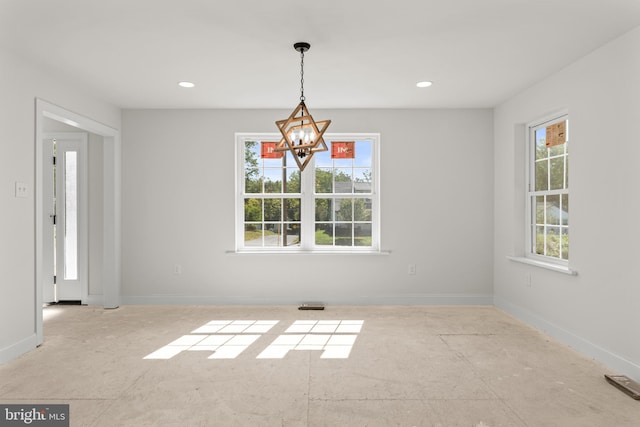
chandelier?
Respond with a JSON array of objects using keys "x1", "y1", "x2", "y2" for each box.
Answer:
[{"x1": 274, "y1": 42, "x2": 331, "y2": 171}]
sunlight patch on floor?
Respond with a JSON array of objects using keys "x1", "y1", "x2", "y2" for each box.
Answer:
[
  {"x1": 257, "y1": 333, "x2": 358, "y2": 359},
  {"x1": 143, "y1": 320, "x2": 363, "y2": 360},
  {"x1": 144, "y1": 320, "x2": 278, "y2": 360},
  {"x1": 42, "y1": 306, "x2": 65, "y2": 321}
]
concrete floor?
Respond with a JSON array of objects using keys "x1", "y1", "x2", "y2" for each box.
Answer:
[{"x1": 0, "y1": 305, "x2": 638, "y2": 426}]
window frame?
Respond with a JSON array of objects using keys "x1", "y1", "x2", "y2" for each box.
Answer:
[
  {"x1": 525, "y1": 113, "x2": 569, "y2": 266},
  {"x1": 235, "y1": 133, "x2": 380, "y2": 253}
]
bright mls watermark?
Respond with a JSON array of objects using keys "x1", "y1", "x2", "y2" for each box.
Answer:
[{"x1": 0, "y1": 405, "x2": 68, "y2": 426}]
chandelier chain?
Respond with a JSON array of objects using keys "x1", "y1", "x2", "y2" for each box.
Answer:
[{"x1": 300, "y1": 49, "x2": 305, "y2": 102}]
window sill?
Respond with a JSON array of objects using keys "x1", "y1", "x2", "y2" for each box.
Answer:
[
  {"x1": 507, "y1": 256, "x2": 577, "y2": 276},
  {"x1": 227, "y1": 249, "x2": 391, "y2": 256}
]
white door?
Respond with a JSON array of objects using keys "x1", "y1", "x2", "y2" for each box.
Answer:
[
  {"x1": 43, "y1": 133, "x2": 88, "y2": 303},
  {"x1": 42, "y1": 137, "x2": 55, "y2": 303}
]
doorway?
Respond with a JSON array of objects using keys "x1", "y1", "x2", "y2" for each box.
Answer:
[
  {"x1": 42, "y1": 133, "x2": 88, "y2": 303},
  {"x1": 35, "y1": 99, "x2": 121, "y2": 346}
]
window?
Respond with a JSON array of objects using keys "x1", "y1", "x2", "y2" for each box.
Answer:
[
  {"x1": 236, "y1": 134, "x2": 379, "y2": 252},
  {"x1": 527, "y1": 115, "x2": 569, "y2": 262}
]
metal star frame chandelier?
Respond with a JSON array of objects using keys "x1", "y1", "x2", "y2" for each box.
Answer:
[{"x1": 274, "y1": 42, "x2": 331, "y2": 171}]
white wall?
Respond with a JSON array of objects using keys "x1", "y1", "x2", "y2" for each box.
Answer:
[
  {"x1": 122, "y1": 108, "x2": 494, "y2": 305},
  {"x1": 0, "y1": 48, "x2": 120, "y2": 364},
  {"x1": 494, "y1": 27, "x2": 640, "y2": 381}
]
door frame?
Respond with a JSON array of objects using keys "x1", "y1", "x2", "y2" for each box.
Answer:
[{"x1": 35, "y1": 99, "x2": 121, "y2": 345}]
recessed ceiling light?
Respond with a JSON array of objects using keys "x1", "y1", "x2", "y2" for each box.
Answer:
[
  {"x1": 416, "y1": 81, "x2": 433, "y2": 88},
  {"x1": 178, "y1": 81, "x2": 195, "y2": 88}
]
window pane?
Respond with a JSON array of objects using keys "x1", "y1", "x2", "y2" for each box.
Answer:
[
  {"x1": 284, "y1": 198, "x2": 300, "y2": 221},
  {"x1": 334, "y1": 169, "x2": 353, "y2": 193},
  {"x1": 335, "y1": 199, "x2": 353, "y2": 221},
  {"x1": 546, "y1": 227, "x2": 561, "y2": 258},
  {"x1": 245, "y1": 169, "x2": 262, "y2": 193},
  {"x1": 263, "y1": 168, "x2": 282, "y2": 193},
  {"x1": 244, "y1": 198, "x2": 262, "y2": 221},
  {"x1": 335, "y1": 224, "x2": 353, "y2": 246},
  {"x1": 535, "y1": 128, "x2": 547, "y2": 161},
  {"x1": 285, "y1": 168, "x2": 301, "y2": 193},
  {"x1": 561, "y1": 228, "x2": 569, "y2": 260},
  {"x1": 548, "y1": 143, "x2": 565, "y2": 158},
  {"x1": 561, "y1": 194, "x2": 569, "y2": 226},
  {"x1": 549, "y1": 157, "x2": 565, "y2": 190},
  {"x1": 64, "y1": 151, "x2": 78, "y2": 280},
  {"x1": 333, "y1": 157, "x2": 353, "y2": 168},
  {"x1": 315, "y1": 198, "x2": 332, "y2": 221},
  {"x1": 262, "y1": 157, "x2": 282, "y2": 168},
  {"x1": 354, "y1": 198, "x2": 372, "y2": 221},
  {"x1": 264, "y1": 223, "x2": 282, "y2": 247},
  {"x1": 315, "y1": 223, "x2": 333, "y2": 245},
  {"x1": 535, "y1": 196, "x2": 544, "y2": 224},
  {"x1": 535, "y1": 226, "x2": 545, "y2": 255},
  {"x1": 354, "y1": 168, "x2": 372, "y2": 193},
  {"x1": 546, "y1": 195, "x2": 560, "y2": 225},
  {"x1": 314, "y1": 149, "x2": 331, "y2": 167},
  {"x1": 535, "y1": 160, "x2": 548, "y2": 191},
  {"x1": 354, "y1": 141, "x2": 372, "y2": 167},
  {"x1": 244, "y1": 223, "x2": 262, "y2": 246},
  {"x1": 565, "y1": 152, "x2": 569, "y2": 188},
  {"x1": 316, "y1": 168, "x2": 332, "y2": 193},
  {"x1": 284, "y1": 223, "x2": 301, "y2": 246},
  {"x1": 354, "y1": 223, "x2": 372, "y2": 246},
  {"x1": 285, "y1": 150, "x2": 297, "y2": 165},
  {"x1": 244, "y1": 141, "x2": 260, "y2": 170},
  {"x1": 264, "y1": 198, "x2": 281, "y2": 221}
]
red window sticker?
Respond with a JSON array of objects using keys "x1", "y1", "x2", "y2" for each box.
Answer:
[
  {"x1": 261, "y1": 142, "x2": 284, "y2": 158},
  {"x1": 331, "y1": 141, "x2": 355, "y2": 159}
]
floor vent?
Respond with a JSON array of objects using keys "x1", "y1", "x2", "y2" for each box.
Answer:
[
  {"x1": 605, "y1": 374, "x2": 640, "y2": 400},
  {"x1": 48, "y1": 300, "x2": 82, "y2": 306},
  {"x1": 298, "y1": 303, "x2": 325, "y2": 310}
]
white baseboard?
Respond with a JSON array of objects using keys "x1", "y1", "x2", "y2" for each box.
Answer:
[
  {"x1": 122, "y1": 294, "x2": 494, "y2": 306},
  {"x1": 495, "y1": 297, "x2": 640, "y2": 382},
  {"x1": 0, "y1": 334, "x2": 37, "y2": 365},
  {"x1": 122, "y1": 294, "x2": 493, "y2": 305}
]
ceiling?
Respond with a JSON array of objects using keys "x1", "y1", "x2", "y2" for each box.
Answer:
[{"x1": 1, "y1": 0, "x2": 639, "y2": 109}]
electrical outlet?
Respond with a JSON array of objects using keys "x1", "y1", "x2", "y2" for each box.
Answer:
[
  {"x1": 174, "y1": 264, "x2": 182, "y2": 275},
  {"x1": 408, "y1": 264, "x2": 416, "y2": 276},
  {"x1": 15, "y1": 182, "x2": 28, "y2": 198}
]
